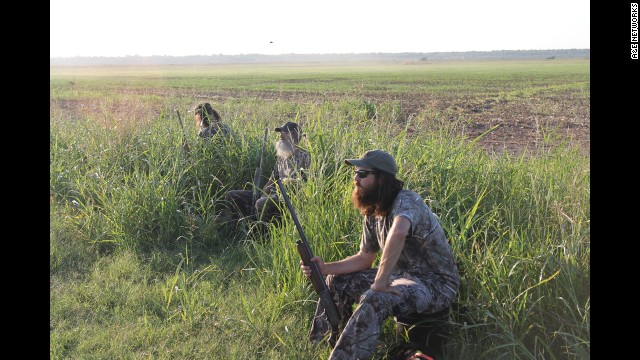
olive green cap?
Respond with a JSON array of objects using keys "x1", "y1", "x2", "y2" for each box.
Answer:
[{"x1": 344, "y1": 149, "x2": 397, "y2": 176}]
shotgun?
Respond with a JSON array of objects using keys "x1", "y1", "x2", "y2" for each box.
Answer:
[
  {"x1": 274, "y1": 168, "x2": 340, "y2": 346},
  {"x1": 176, "y1": 110, "x2": 190, "y2": 156},
  {"x1": 251, "y1": 127, "x2": 269, "y2": 214}
]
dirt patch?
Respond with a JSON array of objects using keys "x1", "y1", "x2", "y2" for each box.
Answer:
[
  {"x1": 186, "y1": 88, "x2": 590, "y2": 156},
  {"x1": 51, "y1": 88, "x2": 589, "y2": 156}
]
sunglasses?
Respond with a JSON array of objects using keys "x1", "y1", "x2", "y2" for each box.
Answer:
[{"x1": 354, "y1": 169, "x2": 377, "y2": 179}]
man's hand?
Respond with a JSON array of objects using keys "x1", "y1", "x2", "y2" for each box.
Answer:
[
  {"x1": 262, "y1": 181, "x2": 276, "y2": 195},
  {"x1": 370, "y1": 280, "x2": 401, "y2": 295},
  {"x1": 282, "y1": 177, "x2": 297, "y2": 186},
  {"x1": 300, "y1": 256, "x2": 325, "y2": 278}
]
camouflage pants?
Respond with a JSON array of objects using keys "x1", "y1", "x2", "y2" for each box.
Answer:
[
  {"x1": 223, "y1": 190, "x2": 255, "y2": 222},
  {"x1": 254, "y1": 193, "x2": 283, "y2": 223},
  {"x1": 309, "y1": 269, "x2": 455, "y2": 360},
  {"x1": 223, "y1": 190, "x2": 283, "y2": 224}
]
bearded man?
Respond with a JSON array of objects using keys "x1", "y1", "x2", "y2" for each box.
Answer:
[
  {"x1": 223, "y1": 121, "x2": 310, "y2": 225},
  {"x1": 300, "y1": 149, "x2": 459, "y2": 360}
]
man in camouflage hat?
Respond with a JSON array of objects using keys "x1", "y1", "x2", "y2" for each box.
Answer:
[
  {"x1": 223, "y1": 121, "x2": 310, "y2": 225},
  {"x1": 300, "y1": 149, "x2": 459, "y2": 360}
]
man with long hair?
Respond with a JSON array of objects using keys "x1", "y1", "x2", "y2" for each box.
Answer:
[
  {"x1": 300, "y1": 149, "x2": 459, "y2": 360},
  {"x1": 194, "y1": 102, "x2": 234, "y2": 140},
  {"x1": 223, "y1": 121, "x2": 310, "y2": 225}
]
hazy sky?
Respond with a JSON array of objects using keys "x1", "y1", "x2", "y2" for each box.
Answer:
[{"x1": 50, "y1": 0, "x2": 590, "y2": 58}]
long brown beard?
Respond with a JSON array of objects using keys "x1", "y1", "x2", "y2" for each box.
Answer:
[
  {"x1": 275, "y1": 139, "x2": 294, "y2": 159},
  {"x1": 351, "y1": 173, "x2": 405, "y2": 217},
  {"x1": 351, "y1": 181, "x2": 380, "y2": 216}
]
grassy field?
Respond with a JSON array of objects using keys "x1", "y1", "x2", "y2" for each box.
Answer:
[{"x1": 50, "y1": 60, "x2": 590, "y2": 359}]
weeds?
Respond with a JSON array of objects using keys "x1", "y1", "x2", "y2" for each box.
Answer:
[{"x1": 50, "y1": 61, "x2": 589, "y2": 359}]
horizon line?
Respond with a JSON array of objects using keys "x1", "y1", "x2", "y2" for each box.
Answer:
[{"x1": 50, "y1": 48, "x2": 590, "y2": 59}]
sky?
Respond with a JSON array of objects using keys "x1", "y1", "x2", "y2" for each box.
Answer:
[{"x1": 50, "y1": 0, "x2": 590, "y2": 58}]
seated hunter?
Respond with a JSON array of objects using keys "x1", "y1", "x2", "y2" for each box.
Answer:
[
  {"x1": 223, "y1": 121, "x2": 311, "y2": 225},
  {"x1": 194, "y1": 102, "x2": 234, "y2": 140}
]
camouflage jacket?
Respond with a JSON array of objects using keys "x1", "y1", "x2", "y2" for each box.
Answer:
[
  {"x1": 360, "y1": 189, "x2": 460, "y2": 295},
  {"x1": 198, "y1": 123, "x2": 234, "y2": 140},
  {"x1": 263, "y1": 146, "x2": 311, "y2": 194}
]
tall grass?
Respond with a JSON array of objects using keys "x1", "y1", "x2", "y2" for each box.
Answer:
[{"x1": 50, "y1": 62, "x2": 589, "y2": 359}]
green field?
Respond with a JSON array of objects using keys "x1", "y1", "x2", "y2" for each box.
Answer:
[
  {"x1": 50, "y1": 60, "x2": 590, "y2": 359},
  {"x1": 50, "y1": 59, "x2": 590, "y2": 98}
]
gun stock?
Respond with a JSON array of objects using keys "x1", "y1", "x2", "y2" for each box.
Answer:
[{"x1": 274, "y1": 169, "x2": 340, "y2": 346}]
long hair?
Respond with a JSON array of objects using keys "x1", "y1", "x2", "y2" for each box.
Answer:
[
  {"x1": 195, "y1": 103, "x2": 221, "y2": 127},
  {"x1": 352, "y1": 170, "x2": 404, "y2": 217}
]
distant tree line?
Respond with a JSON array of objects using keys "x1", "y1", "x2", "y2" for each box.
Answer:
[{"x1": 50, "y1": 49, "x2": 590, "y2": 66}]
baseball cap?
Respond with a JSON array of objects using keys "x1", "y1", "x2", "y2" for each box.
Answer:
[
  {"x1": 275, "y1": 122, "x2": 299, "y2": 133},
  {"x1": 344, "y1": 150, "x2": 398, "y2": 176}
]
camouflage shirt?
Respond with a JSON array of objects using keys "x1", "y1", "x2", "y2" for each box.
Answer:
[
  {"x1": 360, "y1": 189, "x2": 459, "y2": 296},
  {"x1": 275, "y1": 146, "x2": 311, "y2": 180},
  {"x1": 198, "y1": 123, "x2": 234, "y2": 140},
  {"x1": 262, "y1": 146, "x2": 311, "y2": 194}
]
